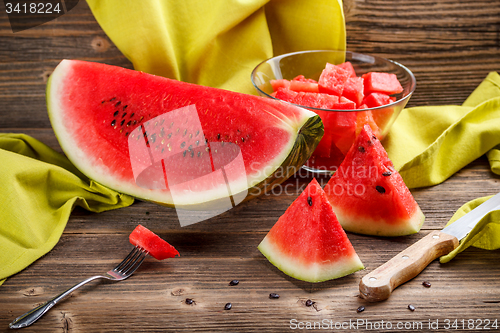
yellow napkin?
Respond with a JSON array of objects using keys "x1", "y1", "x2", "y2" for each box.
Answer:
[
  {"x1": 385, "y1": 72, "x2": 500, "y2": 261},
  {"x1": 86, "y1": 0, "x2": 346, "y2": 94},
  {"x1": 0, "y1": 134, "x2": 134, "y2": 286}
]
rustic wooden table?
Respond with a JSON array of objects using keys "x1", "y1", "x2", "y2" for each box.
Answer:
[{"x1": 1, "y1": 0, "x2": 500, "y2": 332}]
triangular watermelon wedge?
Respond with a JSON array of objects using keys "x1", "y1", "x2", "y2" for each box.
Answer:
[
  {"x1": 258, "y1": 178, "x2": 364, "y2": 283},
  {"x1": 324, "y1": 125, "x2": 425, "y2": 236}
]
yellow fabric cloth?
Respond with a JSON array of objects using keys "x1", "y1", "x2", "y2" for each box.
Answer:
[
  {"x1": 86, "y1": 0, "x2": 346, "y2": 94},
  {"x1": 0, "y1": 134, "x2": 134, "y2": 286},
  {"x1": 385, "y1": 72, "x2": 500, "y2": 262}
]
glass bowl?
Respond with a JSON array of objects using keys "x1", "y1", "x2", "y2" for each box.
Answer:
[{"x1": 251, "y1": 50, "x2": 416, "y2": 173}]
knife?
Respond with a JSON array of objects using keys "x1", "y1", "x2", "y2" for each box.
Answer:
[{"x1": 359, "y1": 191, "x2": 500, "y2": 302}]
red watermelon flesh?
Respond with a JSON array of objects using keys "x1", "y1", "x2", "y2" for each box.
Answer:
[
  {"x1": 324, "y1": 125, "x2": 425, "y2": 236},
  {"x1": 362, "y1": 72, "x2": 403, "y2": 95},
  {"x1": 47, "y1": 60, "x2": 323, "y2": 211},
  {"x1": 342, "y1": 77, "x2": 364, "y2": 106},
  {"x1": 258, "y1": 178, "x2": 364, "y2": 283},
  {"x1": 318, "y1": 63, "x2": 351, "y2": 96},
  {"x1": 129, "y1": 224, "x2": 179, "y2": 260},
  {"x1": 337, "y1": 61, "x2": 357, "y2": 78},
  {"x1": 270, "y1": 79, "x2": 290, "y2": 91}
]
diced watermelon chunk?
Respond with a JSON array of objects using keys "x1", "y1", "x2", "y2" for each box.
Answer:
[
  {"x1": 129, "y1": 224, "x2": 179, "y2": 260},
  {"x1": 356, "y1": 111, "x2": 380, "y2": 138},
  {"x1": 292, "y1": 75, "x2": 318, "y2": 83},
  {"x1": 328, "y1": 111, "x2": 357, "y2": 154},
  {"x1": 337, "y1": 61, "x2": 357, "y2": 78},
  {"x1": 342, "y1": 77, "x2": 364, "y2": 106},
  {"x1": 270, "y1": 79, "x2": 290, "y2": 91},
  {"x1": 289, "y1": 80, "x2": 319, "y2": 93},
  {"x1": 318, "y1": 63, "x2": 351, "y2": 96},
  {"x1": 362, "y1": 72, "x2": 403, "y2": 95},
  {"x1": 362, "y1": 92, "x2": 394, "y2": 108},
  {"x1": 331, "y1": 96, "x2": 356, "y2": 110},
  {"x1": 275, "y1": 88, "x2": 299, "y2": 103}
]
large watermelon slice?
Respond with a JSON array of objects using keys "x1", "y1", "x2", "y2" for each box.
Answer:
[
  {"x1": 258, "y1": 178, "x2": 364, "y2": 283},
  {"x1": 323, "y1": 125, "x2": 425, "y2": 236},
  {"x1": 47, "y1": 60, "x2": 323, "y2": 217}
]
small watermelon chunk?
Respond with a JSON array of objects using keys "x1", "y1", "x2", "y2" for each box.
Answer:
[
  {"x1": 355, "y1": 111, "x2": 380, "y2": 138},
  {"x1": 337, "y1": 61, "x2": 357, "y2": 78},
  {"x1": 324, "y1": 125, "x2": 425, "y2": 236},
  {"x1": 342, "y1": 77, "x2": 364, "y2": 107},
  {"x1": 362, "y1": 72, "x2": 403, "y2": 95},
  {"x1": 289, "y1": 80, "x2": 319, "y2": 93},
  {"x1": 258, "y1": 178, "x2": 364, "y2": 283},
  {"x1": 318, "y1": 63, "x2": 351, "y2": 96},
  {"x1": 270, "y1": 79, "x2": 290, "y2": 91},
  {"x1": 129, "y1": 224, "x2": 179, "y2": 260},
  {"x1": 362, "y1": 92, "x2": 394, "y2": 108}
]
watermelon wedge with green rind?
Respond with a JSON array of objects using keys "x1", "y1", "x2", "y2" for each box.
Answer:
[
  {"x1": 324, "y1": 125, "x2": 425, "y2": 236},
  {"x1": 46, "y1": 60, "x2": 323, "y2": 210},
  {"x1": 258, "y1": 178, "x2": 364, "y2": 283}
]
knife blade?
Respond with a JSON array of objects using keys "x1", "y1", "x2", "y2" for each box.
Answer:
[{"x1": 359, "y1": 192, "x2": 500, "y2": 302}]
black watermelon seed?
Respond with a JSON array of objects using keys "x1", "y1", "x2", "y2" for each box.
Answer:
[
  {"x1": 195, "y1": 140, "x2": 200, "y2": 146},
  {"x1": 126, "y1": 121, "x2": 132, "y2": 127},
  {"x1": 122, "y1": 112, "x2": 127, "y2": 118},
  {"x1": 241, "y1": 137, "x2": 245, "y2": 142},
  {"x1": 224, "y1": 303, "x2": 232, "y2": 310},
  {"x1": 161, "y1": 148, "x2": 165, "y2": 153},
  {"x1": 183, "y1": 150, "x2": 187, "y2": 157},
  {"x1": 101, "y1": 100, "x2": 105, "y2": 104},
  {"x1": 269, "y1": 293, "x2": 280, "y2": 299},
  {"x1": 217, "y1": 133, "x2": 221, "y2": 140},
  {"x1": 195, "y1": 130, "x2": 200, "y2": 137},
  {"x1": 372, "y1": 135, "x2": 377, "y2": 140},
  {"x1": 408, "y1": 304, "x2": 416, "y2": 311},
  {"x1": 110, "y1": 97, "x2": 116, "y2": 102},
  {"x1": 150, "y1": 134, "x2": 156, "y2": 143},
  {"x1": 382, "y1": 171, "x2": 392, "y2": 177},
  {"x1": 133, "y1": 120, "x2": 137, "y2": 125},
  {"x1": 197, "y1": 151, "x2": 201, "y2": 157},
  {"x1": 125, "y1": 132, "x2": 129, "y2": 136},
  {"x1": 185, "y1": 298, "x2": 194, "y2": 305},
  {"x1": 367, "y1": 140, "x2": 373, "y2": 146},
  {"x1": 190, "y1": 150, "x2": 194, "y2": 157},
  {"x1": 307, "y1": 196, "x2": 312, "y2": 206},
  {"x1": 115, "y1": 101, "x2": 121, "y2": 107},
  {"x1": 188, "y1": 145, "x2": 193, "y2": 150},
  {"x1": 422, "y1": 281, "x2": 431, "y2": 288},
  {"x1": 113, "y1": 110, "x2": 119, "y2": 117},
  {"x1": 167, "y1": 133, "x2": 172, "y2": 139},
  {"x1": 111, "y1": 119, "x2": 116, "y2": 126},
  {"x1": 123, "y1": 105, "x2": 128, "y2": 110},
  {"x1": 180, "y1": 142, "x2": 186, "y2": 148},
  {"x1": 376, "y1": 186, "x2": 386, "y2": 194},
  {"x1": 357, "y1": 306, "x2": 365, "y2": 313},
  {"x1": 229, "y1": 280, "x2": 239, "y2": 286},
  {"x1": 183, "y1": 129, "x2": 187, "y2": 136},
  {"x1": 120, "y1": 119, "x2": 125, "y2": 126},
  {"x1": 305, "y1": 300, "x2": 314, "y2": 307},
  {"x1": 130, "y1": 112, "x2": 134, "y2": 118},
  {"x1": 358, "y1": 146, "x2": 366, "y2": 153}
]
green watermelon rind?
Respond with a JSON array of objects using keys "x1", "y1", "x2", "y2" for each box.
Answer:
[
  {"x1": 46, "y1": 60, "x2": 324, "y2": 210},
  {"x1": 332, "y1": 204, "x2": 426, "y2": 237},
  {"x1": 258, "y1": 236, "x2": 364, "y2": 283}
]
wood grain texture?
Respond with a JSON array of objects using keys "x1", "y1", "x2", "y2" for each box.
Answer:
[{"x1": 1, "y1": 0, "x2": 500, "y2": 331}]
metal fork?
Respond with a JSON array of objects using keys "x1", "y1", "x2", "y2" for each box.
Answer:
[{"x1": 9, "y1": 246, "x2": 148, "y2": 329}]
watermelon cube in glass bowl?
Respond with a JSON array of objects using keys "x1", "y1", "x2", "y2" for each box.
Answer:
[{"x1": 251, "y1": 50, "x2": 416, "y2": 173}]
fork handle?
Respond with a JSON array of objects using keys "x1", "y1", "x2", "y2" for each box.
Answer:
[{"x1": 9, "y1": 275, "x2": 102, "y2": 329}]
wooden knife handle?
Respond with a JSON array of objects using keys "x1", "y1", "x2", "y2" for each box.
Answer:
[{"x1": 359, "y1": 230, "x2": 459, "y2": 302}]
